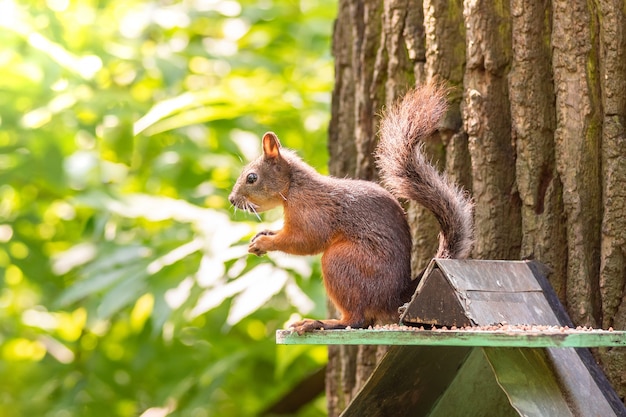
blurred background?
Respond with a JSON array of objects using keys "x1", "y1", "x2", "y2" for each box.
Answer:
[{"x1": 0, "y1": 0, "x2": 336, "y2": 415}]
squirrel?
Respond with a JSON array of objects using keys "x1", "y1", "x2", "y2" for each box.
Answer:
[{"x1": 228, "y1": 83, "x2": 473, "y2": 334}]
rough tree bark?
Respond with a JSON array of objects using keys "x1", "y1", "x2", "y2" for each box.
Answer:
[{"x1": 327, "y1": 0, "x2": 626, "y2": 415}]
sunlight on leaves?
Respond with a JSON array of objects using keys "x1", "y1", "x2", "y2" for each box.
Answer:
[
  {"x1": 39, "y1": 335, "x2": 75, "y2": 364},
  {"x1": 226, "y1": 264, "x2": 289, "y2": 326},
  {"x1": 190, "y1": 266, "x2": 260, "y2": 318},
  {"x1": 2, "y1": 338, "x2": 46, "y2": 361},
  {"x1": 130, "y1": 293, "x2": 154, "y2": 332},
  {"x1": 1, "y1": 6, "x2": 103, "y2": 80},
  {"x1": 146, "y1": 238, "x2": 204, "y2": 275},
  {"x1": 164, "y1": 276, "x2": 194, "y2": 310},
  {"x1": 196, "y1": 254, "x2": 228, "y2": 287},
  {"x1": 138, "y1": 399, "x2": 176, "y2": 417},
  {"x1": 134, "y1": 91, "x2": 200, "y2": 135},
  {"x1": 51, "y1": 242, "x2": 97, "y2": 275},
  {"x1": 285, "y1": 278, "x2": 316, "y2": 314}
]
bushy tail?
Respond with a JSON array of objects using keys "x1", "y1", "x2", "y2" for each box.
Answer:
[{"x1": 376, "y1": 83, "x2": 474, "y2": 259}]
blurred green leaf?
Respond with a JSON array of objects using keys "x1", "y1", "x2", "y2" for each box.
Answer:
[
  {"x1": 57, "y1": 260, "x2": 147, "y2": 307},
  {"x1": 97, "y1": 273, "x2": 148, "y2": 319}
]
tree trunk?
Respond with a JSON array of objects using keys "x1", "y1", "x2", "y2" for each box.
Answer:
[{"x1": 327, "y1": 0, "x2": 626, "y2": 415}]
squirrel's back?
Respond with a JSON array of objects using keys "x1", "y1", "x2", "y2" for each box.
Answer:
[{"x1": 376, "y1": 83, "x2": 474, "y2": 259}]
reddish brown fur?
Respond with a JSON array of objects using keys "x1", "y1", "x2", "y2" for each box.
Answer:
[
  {"x1": 377, "y1": 83, "x2": 474, "y2": 259},
  {"x1": 229, "y1": 84, "x2": 473, "y2": 334}
]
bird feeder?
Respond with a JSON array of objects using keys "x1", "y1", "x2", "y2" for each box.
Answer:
[{"x1": 277, "y1": 260, "x2": 626, "y2": 416}]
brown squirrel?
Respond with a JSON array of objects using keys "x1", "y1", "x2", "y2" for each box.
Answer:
[{"x1": 229, "y1": 83, "x2": 473, "y2": 334}]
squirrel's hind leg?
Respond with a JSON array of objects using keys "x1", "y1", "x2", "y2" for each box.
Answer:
[
  {"x1": 289, "y1": 317, "x2": 366, "y2": 335},
  {"x1": 288, "y1": 242, "x2": 372, "y2": 334}
]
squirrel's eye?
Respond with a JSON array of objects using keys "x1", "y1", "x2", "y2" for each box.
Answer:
[{"x1": 246, "y1": 173, "x2": 258, "y2": 184}]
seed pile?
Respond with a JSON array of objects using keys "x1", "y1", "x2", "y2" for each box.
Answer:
[{"x1": 365, "y1": 323, "x2": 615, "y2": 333}]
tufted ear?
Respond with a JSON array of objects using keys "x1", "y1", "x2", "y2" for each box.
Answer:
[{"x1": 262, "y1": 132, "x2": 282, "y2": 160}]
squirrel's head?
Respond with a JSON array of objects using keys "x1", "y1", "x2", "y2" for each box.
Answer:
[{"x1": 229, "y1": 132, "x2": 291, "y2": 216}]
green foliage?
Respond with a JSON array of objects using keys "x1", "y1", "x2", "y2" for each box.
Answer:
[{"x1": 0, "y1": 0, "x2": 335, "y2": 415}]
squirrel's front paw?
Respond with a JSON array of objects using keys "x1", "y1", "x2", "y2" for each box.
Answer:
[
  {"x1": 251, "y1": 230, "x2": 276, "y2": 242},
  {"x1": 249, "y1": 231, "x2": 275, "y2": 256},
  {"x1": 248, "y1": 240, "x2": 267, "y2": 256}
]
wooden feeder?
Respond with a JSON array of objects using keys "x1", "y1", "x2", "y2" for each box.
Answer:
[{"x1": 277, "y1": 260, "x2": 626, "y2": 416}]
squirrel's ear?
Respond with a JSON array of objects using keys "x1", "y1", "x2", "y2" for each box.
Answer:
[{"x1": 262, "y1": 132, "x2": 282, "y2": 160}]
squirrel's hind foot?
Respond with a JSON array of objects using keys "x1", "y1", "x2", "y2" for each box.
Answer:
[
  {"x1": 289, "y1": 319, "x2": 326, "y2": 335},
  {"x1": 289, "y1": 318, "x2": 365, "y2": 335}
]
